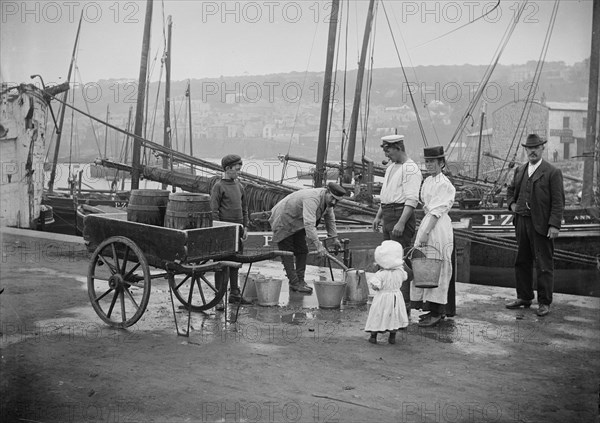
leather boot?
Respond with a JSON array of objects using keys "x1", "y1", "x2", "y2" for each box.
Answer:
[
  {"x1": 281, "y1": 255, "x2": 299, "y2": 285},
  {"x1": 294, "y1": 253, "x2": 312, "y2": 293},
  {"x1": 282, "y1": 255, "x2": 311, "y2": 293},
  {"x1": 214, "y1": 271, "x2": 226, "y2": 311},
  {"x1": 229, "y1": 288, "x2": 252, "y2": 305}
]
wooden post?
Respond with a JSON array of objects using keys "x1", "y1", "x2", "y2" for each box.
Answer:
[
  {"x1": 48, "y1": 11, "x2": 83, "y2": 193},
  {"x1": 582, "y1": 0, "x2": 599, "y2": 208},
  {"x1": 131, "y1": 0, "x2": 153, "y2": 190},
  {"x1": 344, "y1": 0, "x2": 377, "y2": 184},
  {"x1": 162, "y1": 15, "x2": 173, "y2": 190},
  {"x1": 315, "y1": 0, "x2": 340, "y2": 188}
]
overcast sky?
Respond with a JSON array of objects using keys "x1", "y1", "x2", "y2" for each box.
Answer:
[{"x1": 0, "y1": 0, "x2": 594, "y2": 85}]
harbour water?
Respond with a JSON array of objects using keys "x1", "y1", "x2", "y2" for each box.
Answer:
[{"x1": 46, "y1": 158, "x2": 316, "y2": 193}]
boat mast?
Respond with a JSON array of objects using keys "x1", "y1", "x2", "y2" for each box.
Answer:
[
  {"x1": 162, "y1": 15, "x2": 173, "y2": 190},
  {"x1": 314, "y1": 0, "x2": 341, "y2": 188},
  {"x1": 186, "y1": 80, "x2": 194, "y2": 166},
  {"x1": 103, "y1": 105, "x2": 109, "y2": 158},
  {"x1": 475, "y1": 102, "x2": 487, "y2": 181},
  {"x1": 121, "y1": 106, "x2": 133, "y2": 191},
  {"x1": 131, "y1": 0, "x2": 153, "y2": 190},
  {"x1": 47, "y1": 11, "x2": 83, "y2": 193},
  {"x1": 344, "y1": 0, "x2": 377, "y2": 184},
  {"x1": 582, "y1": 0, "x2": 599, "y2": 208}
]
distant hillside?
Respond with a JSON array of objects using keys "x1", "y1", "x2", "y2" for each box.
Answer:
[
  {"x1": 59, "y1": 60, "x2": 591, "y2": 162},
  {"x1": 79, "y1": 60, "x2": 590, "y2": 117}
]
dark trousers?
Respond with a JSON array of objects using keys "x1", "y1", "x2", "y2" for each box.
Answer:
[
  {"x1": 277, "y1": 230, "x2": 309, "y2": 285},
  {"x1": 381, "y1": 206, "x2": 416, "y2": 305},
  {"x1": 277, "y1": 229, "x2": 309, "y2": 255},
  {"x1": 514, "y1": 215, "x2": 555, "y2": 305},
  {"x1": 216, "y1": 219, "x2": 243, "y2": 292}
]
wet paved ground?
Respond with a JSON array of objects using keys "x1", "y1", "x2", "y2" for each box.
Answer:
[{"x1": 2, "y1": 227, "x2": 600, "y2": 422}]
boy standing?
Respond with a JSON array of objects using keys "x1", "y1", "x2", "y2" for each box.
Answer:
[{"x1": 210, "y1": 154, "x2": 251, "y2": 307}]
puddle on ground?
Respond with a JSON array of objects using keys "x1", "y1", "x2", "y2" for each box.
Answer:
[{"x1": 242, "y1": 307, "x2": 346, "y2": 325}]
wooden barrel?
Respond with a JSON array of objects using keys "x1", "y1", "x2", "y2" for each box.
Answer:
[
  {"x1": 164, "y1": 192, "x2": 212, "y2": 230},
  {"x1": 126, "y1": 189, "x2": 170, "y2": 226}
]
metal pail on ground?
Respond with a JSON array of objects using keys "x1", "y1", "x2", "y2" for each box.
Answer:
[
  {"x1": 127, "y1": 189, "x2": 170, "y2": 226},
  {"x1": 343, "y1": 269, "x2": 369, "y2": 306},
  {"x1": 164, "y1": 192, "x2": 212, "y2": 229},
  {"x1": 408, "y1": 246, "x2": 443, "y2": 288},
  {"x1": 241, "y1": 273, "x2": 260, "y2": 301},
  {"x1": 313, "y1": 280, "x2": 347, "y2": 309},
  {"x1": 255, "y1": 277, "x2": 282, "y2": 306}
]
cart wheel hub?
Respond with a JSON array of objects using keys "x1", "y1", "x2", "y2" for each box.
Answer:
[{"x1": 108, "y1": 274, "x2": 124, "y2": 289}]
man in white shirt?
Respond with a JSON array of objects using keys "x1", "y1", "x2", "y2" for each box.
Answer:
[{"x1": 372, "y1": 135, "x2": 423, "y2": 306}]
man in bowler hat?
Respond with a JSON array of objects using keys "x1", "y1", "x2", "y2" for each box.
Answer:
[{"x1": 506, "y1": 134, "x2": 565, "y2": 316}]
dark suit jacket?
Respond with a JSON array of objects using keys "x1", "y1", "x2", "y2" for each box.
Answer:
[{"x1": 506, "y1": 159, "x2": 565, "y2": 236}]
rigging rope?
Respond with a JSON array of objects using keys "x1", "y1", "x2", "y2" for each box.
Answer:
[
  {"x1": 490, "y1": 0, "x2": 560, "y2": 195},
  {"x1": 381, "y1": 1, "x2": 428, "y2": 146},
  {"x1": 360, "y1": 2, "x2": 378, "y2": 166},
  {"x1": 278, "y1": 8, "x2": 322, "y2": 183},
  {"x1": 74, "y1": 68, "x2": 102, "y2": 158},
  {"x1": 339, "y1": 0, "x2": 350, "y2": 180},
  {"x1": 413, "y1": 0, "x2": 501, "y2": 48},
  {"x1": 446, "y1": 0, "x2": 528, "y2": 157},
  {"x1": 323, "y1": 0, "x2": 347, "y2": 182},
  {"x1": 384, "y1": 1, "x2": 441, "y2": 145}
]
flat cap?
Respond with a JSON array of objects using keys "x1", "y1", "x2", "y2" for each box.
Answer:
[
  {"x1": 327, "y1": 182, "x2": 346, "y2": 200},
  {"x1": 221, "y1": 154, "x2": 243, "y2": 170}
]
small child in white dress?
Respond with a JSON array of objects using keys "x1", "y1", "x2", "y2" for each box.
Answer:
[{"x1": 364, "y1": 240, "x2": 410, "y2": 344}]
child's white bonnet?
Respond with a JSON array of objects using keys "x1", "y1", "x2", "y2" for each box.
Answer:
[{"x1": 374, "y1": 240, "x2": 404, "y2": 269}]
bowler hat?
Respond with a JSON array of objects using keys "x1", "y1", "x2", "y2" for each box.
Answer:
[
  {"x1": 221, "y1": 154, "x2": 242, "y2": 170},
  {"x1": 423, "y1": 145, "x2": 445, "y2": 159},
  {"x1": 380, "y1": 134, "x2": 405, "y2": 148},
  {"x1": 327, "y1": 182, "x2": 346, "y2": 200},
  {"x1": 521, "y1": 134, "x2": 547, "y2": 148}
]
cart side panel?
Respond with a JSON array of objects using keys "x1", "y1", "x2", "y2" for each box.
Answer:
[
  {"x1": 185, "y1": 222, "x2": 240, "y2": 261},
  {"x1": 83, "y1": 214, "x2": 188, "y2": 264}
]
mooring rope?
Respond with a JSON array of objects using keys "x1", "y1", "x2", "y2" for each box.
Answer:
[{"x1": 454, "y1": 228, "x2": 597, "y2": 266}]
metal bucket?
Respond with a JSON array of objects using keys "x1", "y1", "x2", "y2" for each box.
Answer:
[
  {"x1": 241, "y1": 272, "x2": 260, "y2": 301},
  {"x1": 164, "y1": 192, "x2": 212, "y2": 229},
  {"x1": 343, "y1": 269, "x2": 369, "y2": 306},
  {"x1": 313, "y1": 280, "x2": 347, "y2": 309},
  {"x1": 255, "y1": 277, "x2": 282, "y2": 306},
  {"x1": 408, "y1": 246, "x2": 443, "y2": 288},
  {"x1": 127, "y1": 189, "x2": 170, "y2": 226}
]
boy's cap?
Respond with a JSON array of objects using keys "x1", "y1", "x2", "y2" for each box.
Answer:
[{"x1": 222, "y1": 154, "x2": 242, "y2": 170}]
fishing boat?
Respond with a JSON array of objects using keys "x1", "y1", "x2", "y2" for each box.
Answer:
[
  {"x1": 1, "y1": 82, "x2": 69, "y2": 230},
  {"x1": 60, "y1": 0, "x2": 598, "y2": 294},
  {"x1": 40, "y1": 12, "x2": 131, "y2": 236}
]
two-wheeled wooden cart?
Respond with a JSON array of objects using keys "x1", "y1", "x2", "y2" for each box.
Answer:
[{"x1": 83, "y1": 213, "x2": 288, "y2": 335}]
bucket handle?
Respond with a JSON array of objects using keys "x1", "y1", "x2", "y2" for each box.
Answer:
[
  {"x1": 405, "y1": 245, "x2": 441, "y2": 260},
  {"x1": 308, "y1": 251, "x2": 349, "y2": 282}
]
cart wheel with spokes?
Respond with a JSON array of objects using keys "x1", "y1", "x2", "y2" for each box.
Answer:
[
  {"x1": 168, "y1": 267, "x2": 228, "y2": 311},
  {"x1": 87, "y1": 236, "x2": 151, "y2": 328}
]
